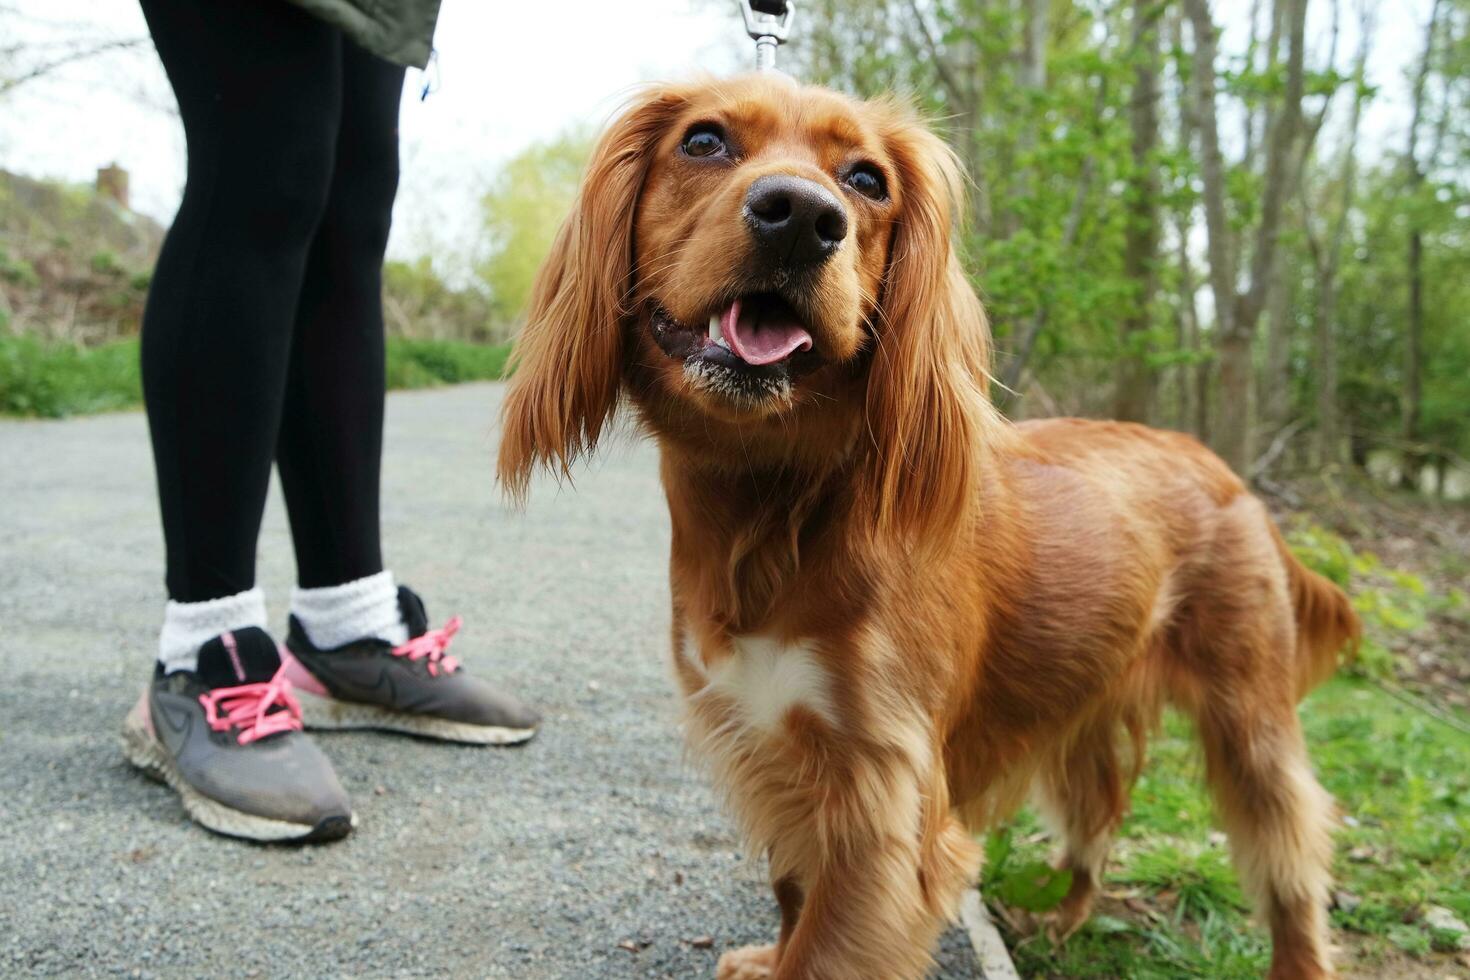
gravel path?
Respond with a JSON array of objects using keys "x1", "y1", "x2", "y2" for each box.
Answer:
[{"x1": 0, "y1": 382, "x2": 986, "y2": 979}]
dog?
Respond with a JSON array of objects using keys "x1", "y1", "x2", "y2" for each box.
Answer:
[{"x1": 497, "y1": 73, "x2": 1359, "y2": 980}]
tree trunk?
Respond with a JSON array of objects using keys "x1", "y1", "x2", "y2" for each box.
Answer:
[
  {"x1": 1403, "y1": 230, "x2": 1424, "y2": 489},
  {"x1": 1186, "y1": 0, "x2": 1308, "y2": 476},
  {"x1": 1171, "y1": 6, "x2": 1208, "y2": 440},
  {"x1": 1006, "y1": 0, "x2": 1051, "y2": 238},
  {"x1": 1215, "y1": 331, "x2": 1254, "y2": 472},
  {"x1": 1177, "y1": 243, "x2": 1205, "y2": 437},
  {"x1": 901, "y1": 0, "x2": 990, "y2": 236},
  {"x1": 1313, "y1": 18, "x2": 1371, "y2": 468},
  {"x1": 1261, "y1": 252, "x2": 1293, "y2": 434},
  {"x1": 1115, "y1": 0, "x2": 1163, "y2": 423},
  {"x1": 1184, "y1": 0, "x2": 1240, "y2": 462},
  {"x1": 1313, "y1": 267, "x2": 1341, "y2": 467},
  {"x1": 1402, "y1": 0, "x2": 1442, "y2": 489}
]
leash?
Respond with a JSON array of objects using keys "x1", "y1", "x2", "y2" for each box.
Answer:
[{"x1": 738, "y1": 0, "x2": 795, "y2": 72}]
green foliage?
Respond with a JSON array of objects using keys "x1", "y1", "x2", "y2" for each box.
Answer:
[
  {"x1": 0, "y1": 334, "x2": 141, "y2": 416},
  {"x1": 983, "y1": 827, "x2": 1072, "y2": 912},
  {"x1": 0, "y1": 334, "x2": 513, "y2": 418},
  {"x1": 1127, "y1": 843, "x2": 1245, "y2": 920},
  {"x1": 89, "y1": 250, "x2": 121, "y2": 276},
  {"x1": 781, "y1": 0, "x2": 1470, "y2": 467},
  {"x1": 1287, "y1": 522, "x2": 1442, "y2": 679},
  {"x1": 384, "y1": 337, "x2": 512, "y2": 389},
  {"x1": 476, "y1": 130, "x2": 592, "y2": 324},
  {"x1": 1337, "y1": 163, "x2": 1470, "y2": 464},
  {"x1": 0, "y1": 247, "x2": 39, "y2": 287},
  {"x1": 383, "y1": 256, "x2": 497, "y2": 343}
]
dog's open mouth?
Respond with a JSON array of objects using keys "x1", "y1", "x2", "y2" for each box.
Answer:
[
  {"x1": 651, "y1": 293, "x2": 819, "y2": 404},
  {"x1": 711, "y1": 294, "x2": 814, "y2": 365}
]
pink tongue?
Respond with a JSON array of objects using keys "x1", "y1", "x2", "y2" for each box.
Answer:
[{"x1": 720, "y1": 298, "x2": 813, "y2": 366}]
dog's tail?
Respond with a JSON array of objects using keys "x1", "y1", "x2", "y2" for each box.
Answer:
[{"x1": 1272, "y1": 525, "x2": 1361, "y2": 700}]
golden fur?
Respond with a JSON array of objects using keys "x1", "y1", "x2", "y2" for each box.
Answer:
[{"x1": 499, "y1": 74, "x2": 1359, "y2": 980}]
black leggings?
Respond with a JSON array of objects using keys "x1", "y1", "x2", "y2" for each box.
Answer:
[{"x1": 139, "y1": 0, "x2": 405, "y2": 602}]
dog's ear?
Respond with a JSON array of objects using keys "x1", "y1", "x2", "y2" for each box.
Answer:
[
  {"x1": 498, "y1": 88, "x2": 686, "y2": 500},
  {"x1": 862, "y1": 117, "x2": 995, "y2": 547}
]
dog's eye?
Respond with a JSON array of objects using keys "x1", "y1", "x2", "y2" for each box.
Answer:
[
  {"x1": 844, "y1": 165, "x2": 886, "y2": 200},
  {"x1": 681, "y1": 126, "x2": 727, "y2": 159}
]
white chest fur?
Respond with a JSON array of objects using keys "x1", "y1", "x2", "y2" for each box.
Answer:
[{"x1": 694, "y1": 635, "x2": 840, "y2": 732}]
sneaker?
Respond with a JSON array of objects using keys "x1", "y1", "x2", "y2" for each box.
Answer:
[
  {"x1": 120, "y1": 628, "x2": 355, "y2": 843},
  {"x1": 281, "y1": 586, "x2": 540, "y2": 746}
]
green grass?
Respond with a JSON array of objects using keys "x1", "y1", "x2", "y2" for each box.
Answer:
[
  {"x1": 0, "y1": 334, "x2": 514, "y2": 418},
  {"x1": 986, "y1": 677, "x2": 1470, "y2": 978}
]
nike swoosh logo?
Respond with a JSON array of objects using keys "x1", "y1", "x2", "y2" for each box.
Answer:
[
  {"x1": 152, "y1": 695, "x2": 195, "y2": 752},
  {"x1": 351, "y1": 668, "x2": 399, "y2": 708}
]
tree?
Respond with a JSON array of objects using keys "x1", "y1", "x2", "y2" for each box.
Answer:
[
  {"x1": 1114, "y1": 0, "x2": 1163, "y2": 423},
  {"x1": 1184, "y1": 0, "x2": 1310, "y2": 474},
  {"x1": 0, "y1": 6, "x2": 146, "y2": 99},
  {"x1": 1302, "y1": 3, "x2": 1373, "y2": 467},
  {"x1": 476, "y1": 130, "x2": 592, "y2": 325},
  {"x1": 780, "y1": 0, "x2": 1469, "y2": 491},
  {"x1": 1401, "y1": 0, "x2": 1445, "y2": 488}
]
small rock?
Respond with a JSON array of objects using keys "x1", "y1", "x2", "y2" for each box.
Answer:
[
  {"x1": 1424, "y1": 905, "x2": 1470, "y2": 949},
  {"x1": 1331, "y1": 890, "x2": 1361, "y2": 912}
]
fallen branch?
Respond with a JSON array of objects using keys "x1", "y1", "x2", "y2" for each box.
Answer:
[{"x1": 1251, "y1": 416, "x2": 1309, "y2": 479}]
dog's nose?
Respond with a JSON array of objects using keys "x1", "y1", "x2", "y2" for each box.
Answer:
[{"x1": 743, "y1": 175, "x2": 848, "y2": 266}]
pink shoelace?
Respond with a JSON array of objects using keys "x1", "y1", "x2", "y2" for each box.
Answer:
[
  {"x1": 198, "y1": 667, "x2": 303, "y2": 746},
  {"x1": 392, "y1": 616, "x2": 462, "y2": 677}
]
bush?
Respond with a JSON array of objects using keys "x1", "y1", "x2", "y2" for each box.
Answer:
[
  {"x1": 0, "y1": 334, "x2": 142, "y2": 417},
  {"x1": 0, "y1": 334, "x2": 513, "y2": 418},
  {"x1": 385, "y1": 338, "x2": 511, "y2": 387}
]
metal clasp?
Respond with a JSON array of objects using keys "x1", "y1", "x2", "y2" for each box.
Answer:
[{"x1": 738, "y1": 0, "x2": 795, "y2": 72}]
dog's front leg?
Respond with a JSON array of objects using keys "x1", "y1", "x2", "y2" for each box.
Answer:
[
  {"x1": 719, "y1": 754, "x2": 978, "y2": 980},
  {"x1": 716, "y1": 875, "x2": 802, "y2": 980},
  {"x1": 771, "y1": 800, "x2": 976, "y2": 980}
]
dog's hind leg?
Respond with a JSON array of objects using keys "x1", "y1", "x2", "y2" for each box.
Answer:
[
  {"x1": 1188, "y1": 689, "x2": 1336, "y2": 979},
  {"x1": 1169, "y1": 504, "x2": 1337, "y2": 979},
  {"x1": 1033, "y1": 716, "x2": 1133, "y2": 939}
]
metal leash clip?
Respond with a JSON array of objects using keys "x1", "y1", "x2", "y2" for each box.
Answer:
[{"x1": 738, "y1": 0, "x2": 794, "y2": 72}]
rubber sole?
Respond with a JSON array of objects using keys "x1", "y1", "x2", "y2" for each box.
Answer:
[
  {"x1": 292, "y1": 688, "x2": 538, "y2": 746},
  {"x1": 120, "y1": 698, "x2": 354, "y2": 844}
]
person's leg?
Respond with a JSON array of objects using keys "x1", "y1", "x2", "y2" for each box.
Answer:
[
  {"x1": 126, "y1": 0, "x2": 355, "y2": 840},
  {"x1": 277, "y1": 43, "x2": 403, "y2": 593},
  {"x1": 264, "y1": 40, "x2": 541, "y2": 744},
  {"x1": 139, "y1": 0, "x2": 342, "y2": 643},
  {"x1": 276, "y1": 42, "x2": 409, "y2": 649}
]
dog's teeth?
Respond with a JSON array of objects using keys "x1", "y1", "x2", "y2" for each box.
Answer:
[
  {"x1": 716, "y1": 337, "x2": 731, "y2": 350},
  {"x1": 708, "y1": 314, "x2": 722, "y2": 343}
]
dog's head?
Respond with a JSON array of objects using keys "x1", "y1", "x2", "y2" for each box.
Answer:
[{"x1": 499, "y1": 74, "x2": 994, "y2": 542}]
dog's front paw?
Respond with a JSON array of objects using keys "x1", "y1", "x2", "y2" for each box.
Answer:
[{"x1": 716, "y1": 944, "x2": 777, "y2": 980}]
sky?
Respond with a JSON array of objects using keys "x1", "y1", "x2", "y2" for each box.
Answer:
[
  {"x1": 0, "y1": 0, "x2": 1436, "y2": 275},
  {"x1": 0, "y1": 0, "x2": 742, "y2": 270}
]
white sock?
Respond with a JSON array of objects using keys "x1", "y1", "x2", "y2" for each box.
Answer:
[
  {"x1": 290, "y1": 570, "x2": 409, "y2": 649},
  {"x1": 158, "y1": 587, "x2": 269, "y2": 674}
]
